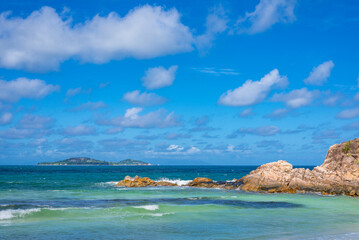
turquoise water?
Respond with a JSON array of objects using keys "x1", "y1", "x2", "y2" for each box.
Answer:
[{"x1": 1, "y1": 166, "x2": 359, "y2": 239}]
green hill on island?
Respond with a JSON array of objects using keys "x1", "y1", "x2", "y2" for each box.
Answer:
[{"x1": 37, "y1": 157, "x2": 152, "y2": 166}]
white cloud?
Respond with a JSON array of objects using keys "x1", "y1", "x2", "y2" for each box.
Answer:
[
  {"x1": 227, "y1": 144, "x2": 235, "y2": 152},
  {"x1": 123, "y1": 90, "x2": 166, "y2": 106},
  {"x1": 63, "y1": 125, "x2": 96, "y2": 136},
  {"x1": 0, "y1": 112, "x2": 12, "y2": 125},
  {"x1": 164, "y1": 144, "x2": 200, "y2": 154},
  {"x1": 142, "y1": 65, "x2": 178, "y2": 89},
  {"x1": 218, "y1": 69, "x2": 288, "y2": 106},
  {"x1": 0, "y1": 78, "x2": 60, "y2": 102},
  {"x1": 337, "y1": 108, "x2": 359, "y2": 119},
  {"x1": 237, "y1": 0, "x2": 297, "y2": 34},
  {"x1": 239, "y1": 108, "x2": 255, "y2": 117},
  {"x1": 0, "y1": 128, "x2": 36, "y2": 139},
  {"x1": 70, "y1": 101, "x2": 107, "y2": 112},
  {"x1": 16, "y1": 114, "x2": 53, "y2": 129},
  {"x1": 272, "y1": 88, "x2": 318, "y2": 108},
  {"x1": 0, "y1": 6, "x2": 193, "y2": 71},
  {"x1": 98, "y1": 107, "x2": 181, "y2": 128},
  {"x1": 167, "y1": 144, "x2": 184, "y2": 151},
  {"x1": 195, "y1": 6, "x2": 228, "y2": 51},
  {"x1": 187, "y1": 146, "x2": 200, "y2": 154},
  {"x1": 304, "y1": 60, "x2": 334, "y2": 86},
  {"x1": 265, "y1": 108, "x2": 289, "y2": 119},
  {"x1": 65, "y1": 88, "x2": 82, "y2": 97}
]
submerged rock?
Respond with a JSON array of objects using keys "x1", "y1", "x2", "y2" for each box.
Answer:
[{"x1": 240, "y1": 138, "x2": 359, "y2": 196}]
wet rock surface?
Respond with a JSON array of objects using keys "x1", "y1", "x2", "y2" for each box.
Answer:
[{"x1": 240, "y1": 139, "x2": 359, "y2": 196}]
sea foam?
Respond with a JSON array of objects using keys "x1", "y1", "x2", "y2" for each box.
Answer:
[
  {"x1": 156, "y1": 178, "x2": 192, "y2": 186},
  {"x1": 134, "y1": 205, "x2": 159, "y2": 211},
  {"x1": 0, "y1": 208, "x2": 41, "y2": 220}
]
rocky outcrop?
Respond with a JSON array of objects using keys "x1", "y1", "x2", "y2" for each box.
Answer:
[
  {"x1": 116, "y1": 176, "x2": 176, "y2": 187},
  {"x1": 240, "y1": 139, "x2": 359, "y2": 196},
  {"x1": 115, "y1": 176, "x2": 242, "y2": 189}
]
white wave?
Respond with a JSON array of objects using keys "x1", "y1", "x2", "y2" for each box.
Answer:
[
  {"x1": 155, "y1": 178, "x2": 192, "y2": 186},
  {"x1": 0, "y1": 208, "x2": 41, "y2": 220},
  {"x1": 149, "y1": 212, "x2": 174, "y2": 217},
  {"x1": 134, "y1": 205, "x2": 159, "y2": 211},
  {"x1": 97, "y1": 181, "x2": 119, "y2": 187}
]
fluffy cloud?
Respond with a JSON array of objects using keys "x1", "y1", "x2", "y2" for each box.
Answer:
[
  {"x1": 0, "y1": 114, "x2": 54, "y2": 139},
  {"x1": 123, "y1": 90, "x2": 166, "y2": 106},
  {"x1": 304, "y1": 60, "x2": 334, "y2": 86},
  {"x1": 0, "y1": 78, "x2": 59, "y2": 102},
  {"x1": 98, "y1": 107, "x2": 181, "y2": 128},
  {"x1": 218, "y1": 69, "x2": 288, "y2": 106},
  {"x1": 151, "y1": 144, "x2": 200, "y2": 155},
  {"x1": 237, "y1": 0, "x2": 297, "y2": 34},
  {"x1": 142, "y1": 65, "x2": 178, "y2": 89},
  {"x1": 228, "y1": 125, "x2": 280, "y2": 138},
  {"x1": 0, "y1": 128, "x2": 36, "y2": 139},
  {"x1": 195, "y1": 6, "x2": 228, "y2": 51},
  {"x1": 0, "y1": 112, "x2": 13, "y2": 125},
  {"x1": 63, "y1": 125, "x2": 97, "y2": 136},
  {"x1": 0, "y1": 6, "x2": 193, "y2": 71},
  {"x1": 336, "y1": 108, "x2": 359, "y2": 119},
  {"x1": 16, "y1": 114, "x2": 54, "y2": 129},
  {"x1": 272, "y1": 88, "x2": 318, "y2": 108}
]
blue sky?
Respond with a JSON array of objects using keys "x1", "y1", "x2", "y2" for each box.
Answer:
[{"x1": 0, "y1": 0, "x2": 358, "y2": 165}]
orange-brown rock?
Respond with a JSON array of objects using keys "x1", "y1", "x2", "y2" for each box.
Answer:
[
  {"x1": 191, "y1": 177, "x2": 212, "y2": 183},
  {"x1": 186, "y1": 177, "x2": 213, "y2": 187},
  {"x1": 116, "y1": 176, "x2": 177, "y2": 187},
  {"x1": 240, "y1": 139, "x2": 359, "y2": 196},
  {"x1": 155, "y1": 181, "x2": 178, "y2": 186}
]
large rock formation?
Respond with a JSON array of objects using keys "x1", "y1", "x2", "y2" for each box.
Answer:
[{"x1": 240, "y1": 139, "x2": 359, "y2": 196}]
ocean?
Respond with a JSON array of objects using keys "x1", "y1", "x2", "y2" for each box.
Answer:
[{"x1": 1, "y1": 165, "x2": 359, "y2": 239}]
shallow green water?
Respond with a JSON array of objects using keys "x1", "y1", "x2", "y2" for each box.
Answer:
[{"x1": 1, "y1": 166, "x2": 359, "y2": 239}]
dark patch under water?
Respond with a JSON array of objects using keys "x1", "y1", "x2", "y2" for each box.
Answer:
[{"x1": 0, "y1": 197, "x2": 302, "y2": 210}]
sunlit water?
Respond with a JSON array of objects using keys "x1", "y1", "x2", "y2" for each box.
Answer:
[{"x1": 1, "y1": 165, "x2": 359, "y2": 239}]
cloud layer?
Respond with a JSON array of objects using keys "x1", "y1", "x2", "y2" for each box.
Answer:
[
  {"x1": 0, "y1": 6, "x2": 193, "y2": 71},
  {"x1": 98, "y1": 107, "x2": 181, "y2": 128}
]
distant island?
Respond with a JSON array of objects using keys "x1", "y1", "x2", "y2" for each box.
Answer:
[{"x1": 37, "y1": 157, "x2": 152, "y2": 166}]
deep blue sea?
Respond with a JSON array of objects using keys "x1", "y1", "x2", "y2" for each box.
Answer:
[{"x1": 1, "y1": 165, "x2": 359, "y2": 239}]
